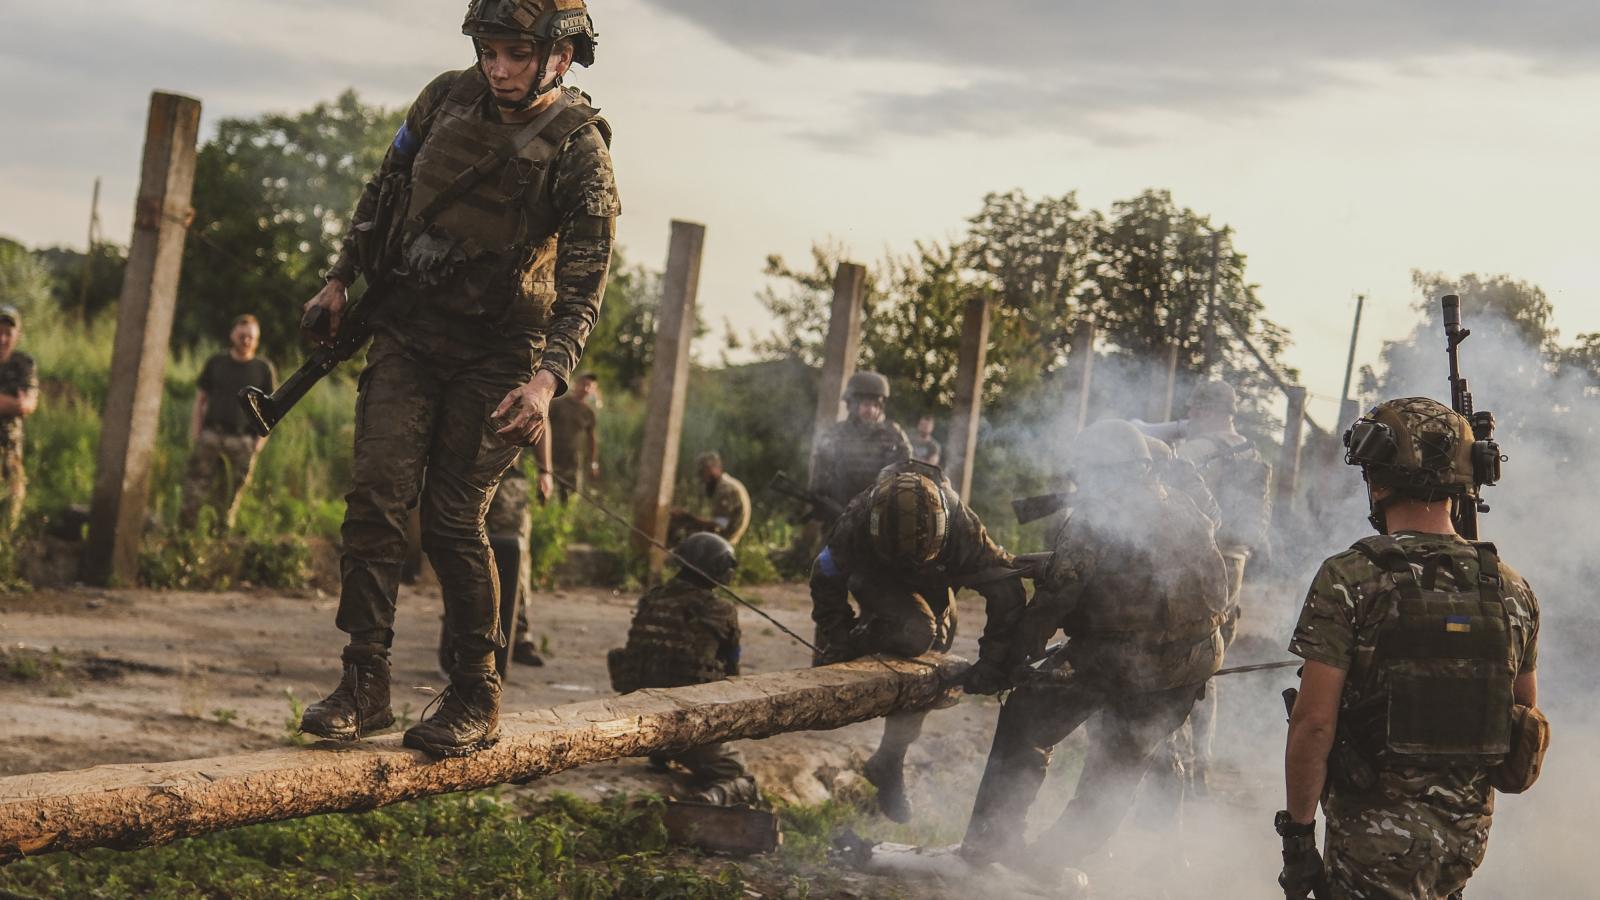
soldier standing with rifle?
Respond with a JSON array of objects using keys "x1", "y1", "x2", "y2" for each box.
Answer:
[
  {"x1": 1278, "y1": 301, "x2": 1546, "y2": 900},
  {"x1": 808, "y1": 372, "x2": 912, "y2": 529},
  {"x1": 810, "y1": 459, "x2": 1028, "y2": 823},
  {"x1": 296, "y1": 0, "x2": 618, "y2": 759}
]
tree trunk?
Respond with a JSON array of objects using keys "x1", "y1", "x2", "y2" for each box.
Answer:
[{"x1": 0, "y1": 654, "x2": 967, "y2": 862}]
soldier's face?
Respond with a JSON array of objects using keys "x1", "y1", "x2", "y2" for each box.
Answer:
[
  {"x1": 0, "y1": 323, "x2": 15, "y2": 360},
  {"x1": 478, "y1": 38, "x2": 574, "y2": 105},
  {"x1": 230, "y1": 322, "x2": 259, "y2": 356},
  {"x1": 851, "y1": 396, "x2": 885, "y2": 424}
]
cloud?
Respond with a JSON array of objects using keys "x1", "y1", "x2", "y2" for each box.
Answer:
[{"x1": 638, "y1": 1, "x2": 1600, "y2": 147}]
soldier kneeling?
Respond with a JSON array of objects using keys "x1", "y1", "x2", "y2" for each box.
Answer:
[{"x1": 608, "y1": 532, "x2": 760, "y2": 806}]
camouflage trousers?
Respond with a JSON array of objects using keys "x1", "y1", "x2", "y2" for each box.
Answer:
[
  {"x1": 179, "y1": 428, "x2": 261, "y2": 532},
  {"x1": 1324, "y1": 793, "x2": 1490, "y2": 900},
  {"x1": 850, "y1": 574, "x2": 958, "y2": 763},
  {"x1": 486, "y1": 473, "x2": 537, "y2": 646},
  {"x1": 0, "y1": 445, "x2": 23, "y2": 534},
  {"x1": 335, "y1": 331, "x2": 532, "y2": 659},
  {"x1": 961, "y1": 676, "x2": 1201, "y2": 867}
]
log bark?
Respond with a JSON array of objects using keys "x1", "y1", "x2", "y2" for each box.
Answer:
[{"x1": 0, "y1": 654, "x2": 967, "y2": 862}]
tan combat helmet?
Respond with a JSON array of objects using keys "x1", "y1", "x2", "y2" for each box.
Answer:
[
  {"x1": 846, "y1": 371, "x2": 891, "y2": 400},
  {"x1": 1074, "y1": 419, "x2": 1153, "y2": 469},
  {"x1": 1187, "y1": 380, "x2": 1238, "y2": 416},
  {"x1": 463, "y1": 0, "x2": 599, "y2": 82},
  {"x1": 869, "y1": 472, "x2": 948, "y2": 565},
  {"x1": 1343, "y1": 397, "x2": 1477, "y2": 498}
]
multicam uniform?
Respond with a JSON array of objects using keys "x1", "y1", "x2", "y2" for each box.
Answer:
[
  {"x1": 325, "y1": 65, "x2": 618, "y2": 661},
  {"x1": 609, "y1": 578, "x2": 751, "y2": 788},
  {"x1": 0, "y1": 350, "x2": 36, "y2": 532},
  {"x1": 1289, "y1": 532, "x2": 1540, "y2": 899},
  {"x1": 962, "y1": 478, "x2": 1228, "y2": 869}
]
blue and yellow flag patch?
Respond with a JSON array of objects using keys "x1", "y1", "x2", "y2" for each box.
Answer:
[{"x1": 1444, "y1": 615, "x2": 1472, "y2": 634}]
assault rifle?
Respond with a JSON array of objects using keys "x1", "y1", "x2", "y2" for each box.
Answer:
[
  {"x1": 767, "y1": 471, "x2": 845, "y2": 523},
  {"x1": 1011, "y1": 491, "x2": 1073, "y2": 525},
  {"x1": 239, "y1": 296, "x2": 386, "y2": 438},
  {"x1": 1441, "y1": 294, "x2": 1503, "y2": 540}
]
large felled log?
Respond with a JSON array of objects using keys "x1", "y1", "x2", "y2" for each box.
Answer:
[{"x1": 0, "y1": 654, "x2": 966, "y2": 862}]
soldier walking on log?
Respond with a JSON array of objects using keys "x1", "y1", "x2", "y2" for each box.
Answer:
[{"x1": 298, "y1": 0, "x2": 618, "y2": 759}]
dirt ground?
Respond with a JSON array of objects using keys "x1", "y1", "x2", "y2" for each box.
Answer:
[{"x1": 0, "y1": 577, "x2": 1323, "y2": 898}]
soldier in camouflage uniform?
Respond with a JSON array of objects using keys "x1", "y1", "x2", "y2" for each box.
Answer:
[
  {"x1": 0, "y1": 305, "x2": 39, "y2": 535},
  {"x1": 1279, "y1": 397, "x2": 1542, "y2": 900},
  {"x1": 811, "y1": 459, "x2": 1027, "y2": 823},
  {"x1": 608, "y1": 533, "x2": 759, "y2": 805},
  {"x1": 670, "y1": 451, "x2": 751, "y2": 545},
  {"x1": 960, "y1": 421, "x2": 1228, "y2": 888},
  {"x1": 1136, "y1": 380, "x2": 1271, "y2": 791},
  {"x1": 809, "y1": 371, "x2": 912, "y2": 528},
  {"x1": 299, "y1": 0, "x2": 618, "y2": 758}
]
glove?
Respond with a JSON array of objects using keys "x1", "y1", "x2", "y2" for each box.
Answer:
[
  {"x1": 963, "y1": 660, "x2": 1010, "y2": 695},
  {"x1": 1275, "y1": 811, "x2": 1328, "y2": 900},
  {"x1": 817, "y1": 623, "x2": 864, "y2": 666}
]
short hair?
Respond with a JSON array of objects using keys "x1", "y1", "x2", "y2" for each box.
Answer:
[
  {"x1": 578, "y1": 372, "x2": 599, "y2": 383},
  {"x1": 696, "y1": 451, "x2": 722, "y2": 469},
  {"x1": 232, "y1": 314, "x2": 260, "y2": 330}
]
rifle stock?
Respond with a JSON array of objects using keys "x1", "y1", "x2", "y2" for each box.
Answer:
[{"x1": 1012, "y1": 492, "x2": 1072, "y2": 525}]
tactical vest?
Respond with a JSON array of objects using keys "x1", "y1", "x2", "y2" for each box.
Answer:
[
  {"x1": 1344, "y1": 536, "x2": 1515, "y2": 767},
  {"x1": 402, "y1": 70, "x2": 609, "y2": 331},
  {"x1": 1063, "y1": 489, "x2": 1229, "y2": 642},
  {"x1": 1185, "y1": 434, "x2": 1270, "y2": 552},
  {"x1": 822, "y1": 421, "x2": 910, "y2": 507},
  {"x1": 619, "y1": 583, "x2": 728, "y2": 689}
]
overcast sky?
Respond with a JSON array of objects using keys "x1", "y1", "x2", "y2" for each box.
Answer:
[{"x1": 4, "y1": 0, "x2": 1598, "y2": 424}]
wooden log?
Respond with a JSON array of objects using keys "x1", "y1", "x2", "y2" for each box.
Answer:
[{"x1": 0, "y1": 655, "x2": 967, "y2": 862}]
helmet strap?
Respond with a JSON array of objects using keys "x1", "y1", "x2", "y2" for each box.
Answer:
[{"x1": 475, "y1": 39, "x2": 562, "y2": 112}]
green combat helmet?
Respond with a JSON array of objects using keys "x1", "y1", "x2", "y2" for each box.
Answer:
[
  {"x1": 674, "y1": 532, "x2": 737, "y2": 584},
  {"x1": 846, "y1": 371, "x2": 891, "y2": 400},
  {"x1": 462, "y1": 0, "x2": 598, "y2": 104},
  {"x1": 869, "y1": 472, "x2": 949, "y2": 565},
  {"x1": 1344, "y1": 397, "x2": 1495, "y2": 532}
]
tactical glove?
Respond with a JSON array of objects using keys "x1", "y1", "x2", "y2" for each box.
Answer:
[
  {"x1": 963, "y1": 660, "x2": 1010, "y2": 695},
  {"x1": 1275, "y1": 811, "x2": 1328, "y2": 900}
]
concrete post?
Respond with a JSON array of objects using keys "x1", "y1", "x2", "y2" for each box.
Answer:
[
  {"x1": 1275, "y1": 385, "x2": 1308, "y2": 518},
  {"x1": 944, "y1": 296, "x2": 993, "y2": 501},
  {"x1": 809, "y1": 262, "x2": 867, "y2": 478},
  {"x1": 631, "y1": 220, "x2": 705, "y2": 579},
  {"x1": 1063, "y1": 316, "x2": 1097, "y2": 438},
  {"x1": 83, "y1": 92, "x2": 202, "y2": 586}
]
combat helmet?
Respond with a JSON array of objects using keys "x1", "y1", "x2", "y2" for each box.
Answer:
[
  {"x1": 869, "y1": 472, "x2": 949, "y2": 565},
  {"x1": 1343, "y1": 397, "x2": 1480, "y2": 500},
  {"x1": 1187, "y1": 380, "x2": 1237, "y2": 416},
  {"x1": 463, "y1": 0, "x2": 597, "y2": 104},
  {"x1": 674, "y1": 532, "x2": 738, "y2": 584},
  {"x1": 1073, "y1": 419, "x2": 1153, "y2": 469},
  {"x1": 846, "y1": 371, "x2": 891, "y2": 400}
]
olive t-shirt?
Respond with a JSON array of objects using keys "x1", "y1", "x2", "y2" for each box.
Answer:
[
  {"x1": 198, "y1": 353, "x2": 277, "y2": 434},
  {"x1": 548, "y1": 393, "x2": 596, "y2": 471}
]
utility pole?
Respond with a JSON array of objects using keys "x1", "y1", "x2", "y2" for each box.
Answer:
[
  {"x1": 77, "y1": 177, "x2": 102, "y2": 324},
  {"x1": 1337, "y1": 293, "x2": 1366, "y2": 434},
  {"x1": 1201, "y1": 230, "x2": 1221, "y2": 373}
]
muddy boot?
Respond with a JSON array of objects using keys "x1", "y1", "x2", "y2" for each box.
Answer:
[
  {"x1": 300, "y1": 642, "x2": 394, "y2": 741},
  {"x1": 863, "y1": 752, "x2": 912, "y2": 823},
  {"x1": 403, "y1": 655, "x2": 502, "y2": 759},
  {"x1": 690, "y1": 775, "x2": 760, "y2": 807},
  {"x1": 511, "y1": 639, "x2": 545, "y2": 667}
]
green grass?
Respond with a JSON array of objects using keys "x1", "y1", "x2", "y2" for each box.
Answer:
[{"x1": 0, "y1": 792, "x2": 748, "y2": 900}]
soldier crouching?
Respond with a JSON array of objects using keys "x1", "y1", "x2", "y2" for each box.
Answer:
[{"x1": 608, "y1": 533, "x2": 759, "y2": 806}]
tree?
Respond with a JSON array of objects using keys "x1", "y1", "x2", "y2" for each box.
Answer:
[
  {"x1": 0, "y1": 239, "x2": 53, "y2": 315},
  {"x1": 582, "y1": 249, "x2": 662, "y2": 393},
  {"x1": 175, "y1": 91, "x2": 404, "y2": 355},
  {"x1": 32, "y1": 243, "x2": 127, "y2": 322}
]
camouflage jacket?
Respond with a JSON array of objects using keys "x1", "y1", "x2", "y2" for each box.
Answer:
[
  {"x1": 0, "y1": 351, "x2": 38, "y2": 452},
  {"x1": 1011, "y1": 479, "x2": 1228, "y2": 692},
  {"x1": 618, "y1": 578, "x2": 741, "y2": 689},
  {"x1": 1289, "y1": 531, "x2": 1540, "y2": 822},
  {"x1": 810, "y1": 476, "x2": 1022, "y2": 663},
  {"x1": 1177, "y1": 430, "x2": 1271, "y2": 556},
  {"x1": 703, "y1": 473, "x2": 751, "y2": 545},
  {"x1": 329, "y1": 70, "x2": 619, "y2": 390},
  {"x1": 809, "y1": 418, "x2": 912, "y2": 515}
]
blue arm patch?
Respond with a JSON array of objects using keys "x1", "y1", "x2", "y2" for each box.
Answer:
[
  {"x1": 817, "y1": 546, "x2": 842, "y2": 579},
  {"x1": 392, "y1": 123, "x2": 421, "y2": 158}
]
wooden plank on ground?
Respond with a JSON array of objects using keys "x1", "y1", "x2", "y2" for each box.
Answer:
[{"x1": 0, "y1": 654, "x2": 967, "y2": 862}]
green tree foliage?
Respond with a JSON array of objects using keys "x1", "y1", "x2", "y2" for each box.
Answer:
[
  {"x1": 0, "y1": 238, "x2": 53, "y2": 315},
  {"x1": 582, "y1": 249, "x2": 662, "y2": 393},
  {"x1": 176, "y1": 90, "x2": 403, "y2": 355},
  {"x1": 31, "y1": 243, "x2": 128, "y2": 321}
]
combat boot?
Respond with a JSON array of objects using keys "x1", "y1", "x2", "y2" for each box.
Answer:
[
  {"x1": 300, "y1": 642, "x2": 394, "y2": 741},
  {"x1": 863, "y1": 752, "x2": 912, "y2": 823},
  {"x1": 403, "y1": 654, "x2": 502, "y2": 759},
  {"x1": 690, "y1": 775, "x2": 760, "y2": 807}
]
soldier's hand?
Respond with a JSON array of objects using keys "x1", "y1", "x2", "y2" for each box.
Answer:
[
  {"x1": 1277, "y1": 818, "x2": 1327, "y2": 899},
  {"x1": 302, "y1": 279, "x2": 347, "y2": 345},
  {"x1": 493, "y1": 371, "x2": 559, "y2": 446},
  {"x1": 536, "y1": 471, "x2": 554, "y2": 503},
  {"x1": 963, "y1": 660, "x2": 1010, "y2": 696}
]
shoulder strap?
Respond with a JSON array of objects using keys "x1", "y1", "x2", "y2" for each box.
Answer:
[
  {"x1": 1351, "y1": 536, "x2": 1421, "y2": 601},
  {"x1": 1473, "y1": 541, "x2": 1503, "y2": 607},
  {"x1": 408, "y1": 89, "x2": 576, "y2": 235}
]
